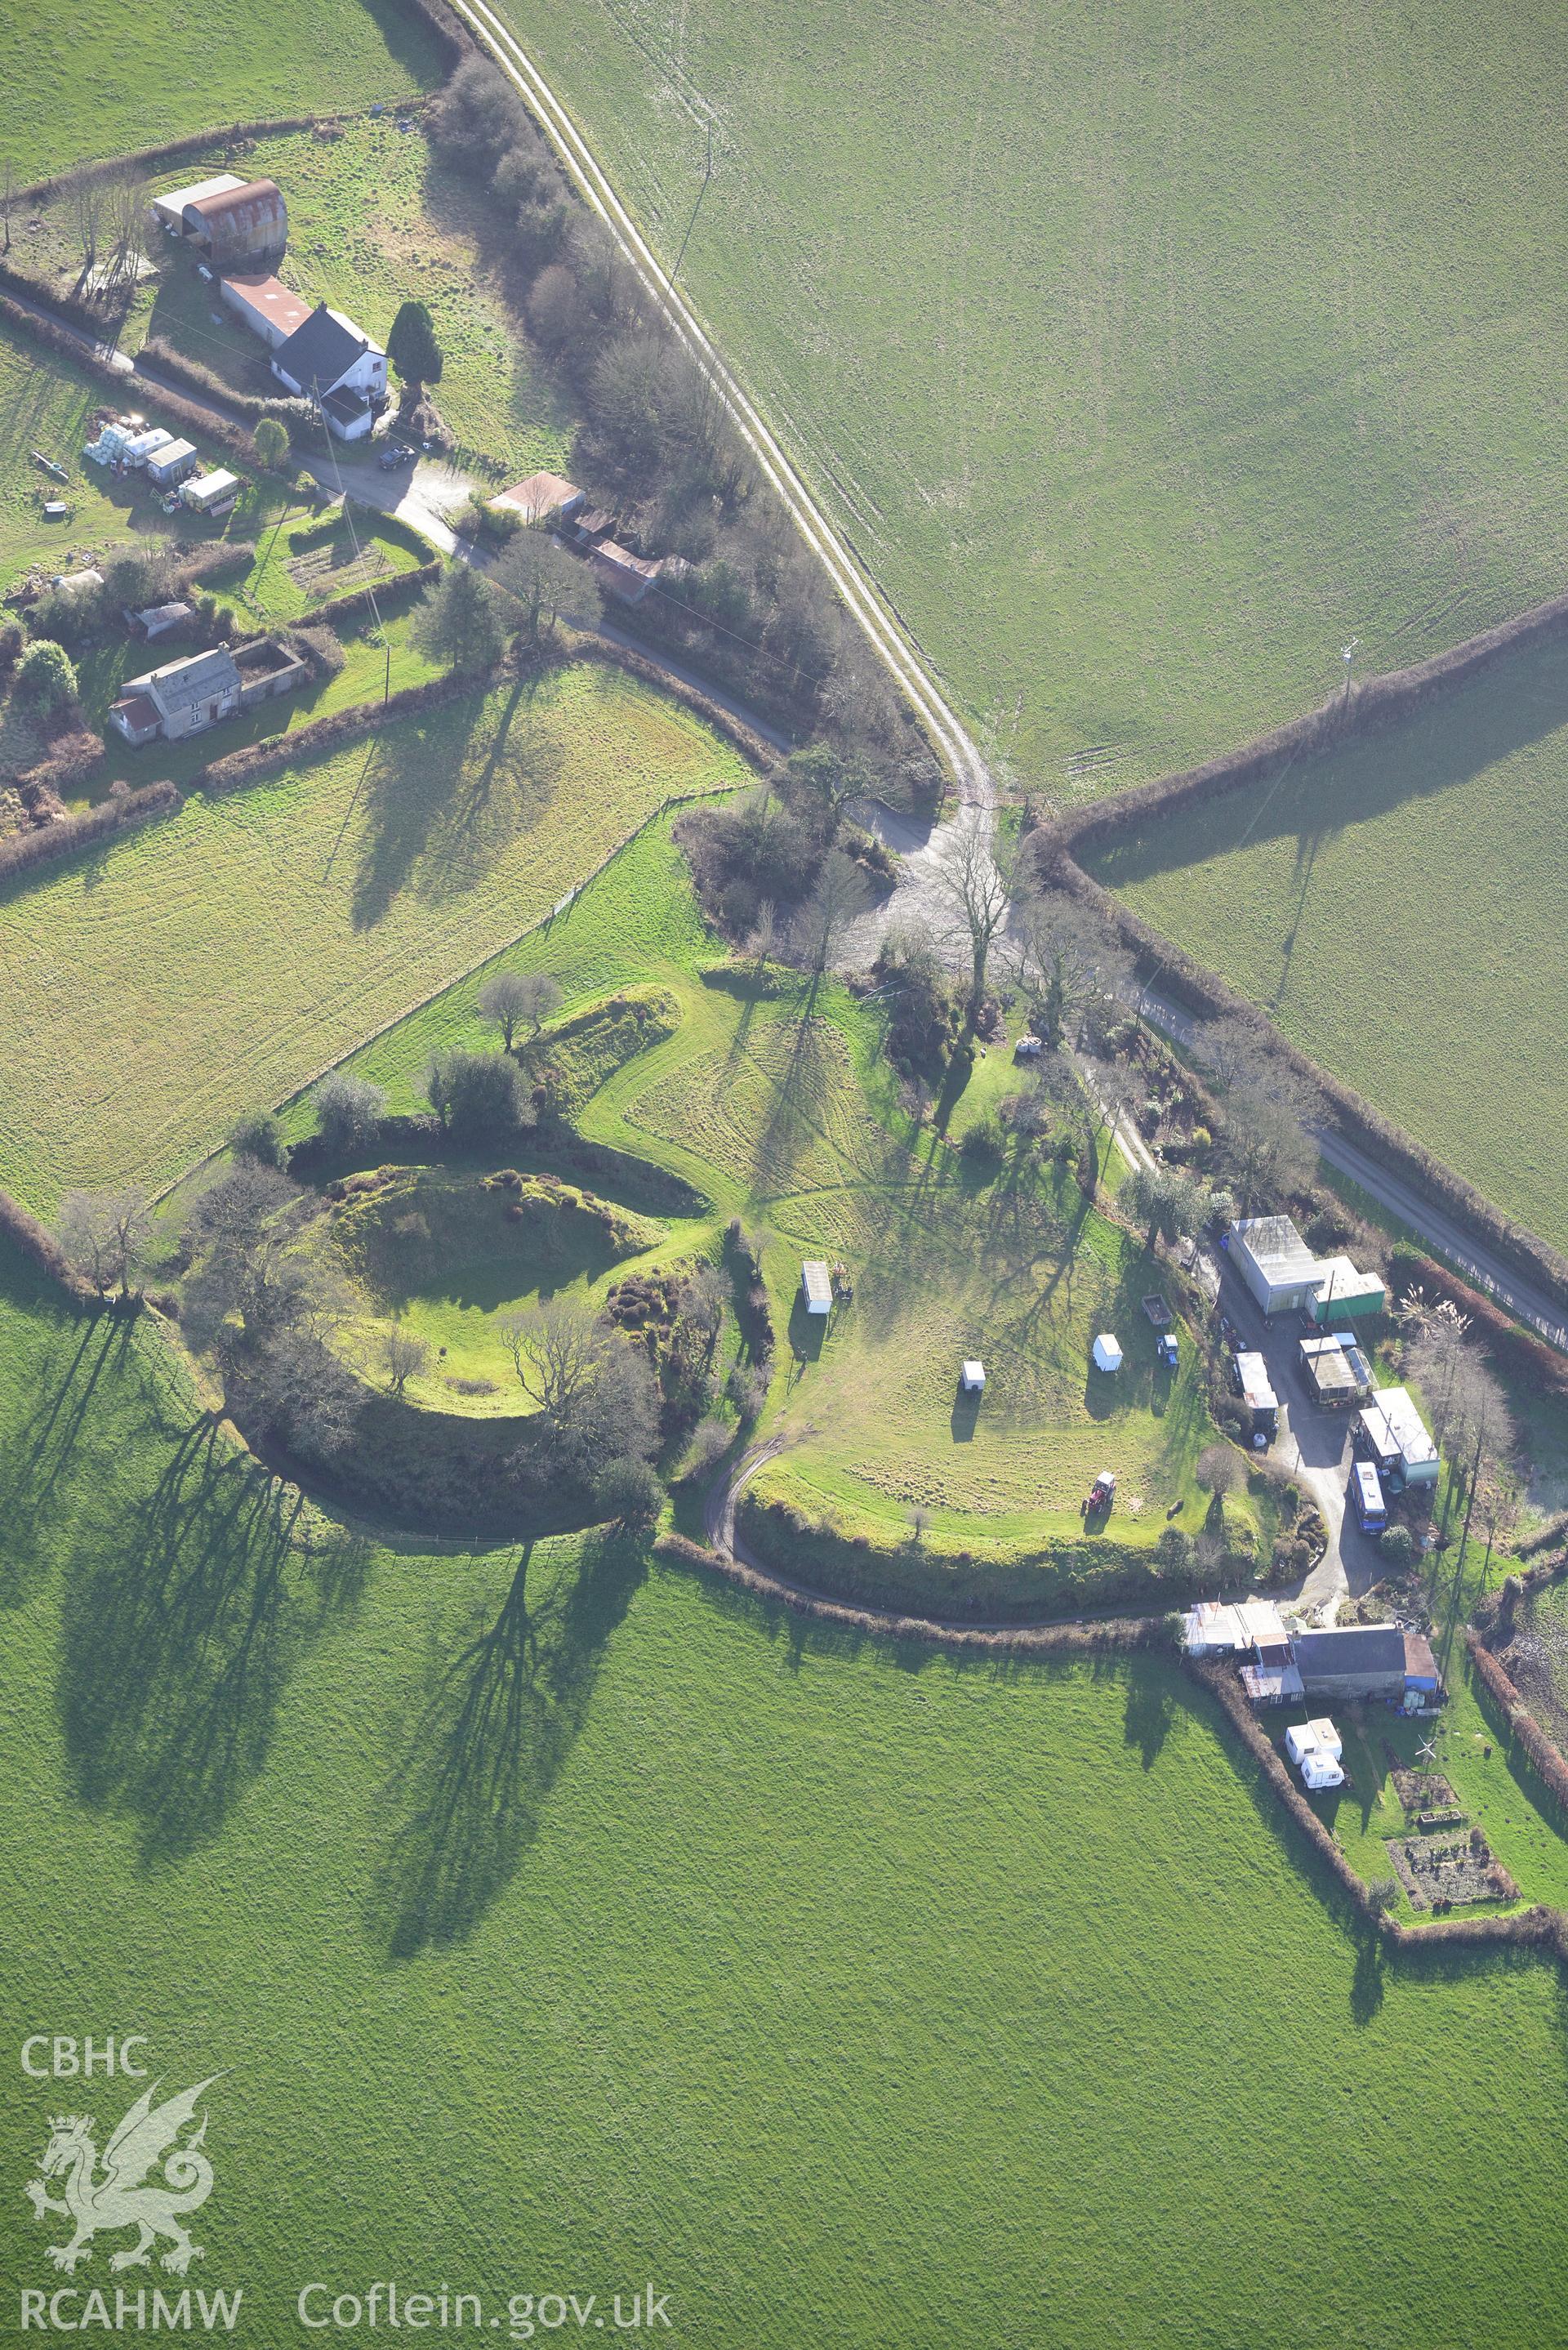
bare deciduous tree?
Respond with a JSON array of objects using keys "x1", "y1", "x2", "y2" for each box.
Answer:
[
  {"x1": 73, "y1": 180, "x2": 101, "y2": 281},
  {"x1": 1200, "y1": 1010, "x2": 1271, "y2": 1094},
  {"x1": 492, "y1": 528, "x2": 596, "y2": 643},
  {"x1": 679, "y1": 1262, "x2": 726, "y2": 1336},
  {"x1": 1013, "y1": 894, "x2": 1132, "y2": 1050},
  {"x1": 1215, "y1": 1081, "x2": 1314, "y2": 1210},
  {"x1": 1196, "y1": 1443, "x2": 1242, "y2": 1497},
  {"x1": 479, "y1": 969, "x2": 560, "y2": 1050},
  {"x1": 105, "y1": 171, "x2": 147, "y2": 288},
  {"x1": 933, "y1": 816, "x2": 1021, "y2": 1010},
  {"x1": 503, "y1": 1295, "x2": 612, "y2": 1420},
  {"x1": 795, "y1": 846, "x2": 869, "y2": 973},
  {"x1": 56, "y1": 1187, "x2": 152, "y2": 1298},
  {"x1": 746, "y1": 899, "x2": 777, "y2": 970},
  {"x1": 380, "y1": 1327, "x2": 430, "y2": 1397}
]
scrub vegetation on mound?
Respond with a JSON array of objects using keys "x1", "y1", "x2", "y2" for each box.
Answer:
[
  {"x1": 3, "y1": 1237, "x2": 1568, "y2": 2348},
  {"x1": 1087, "y1": 634, "x2": 1568, "y2": 1254},
  {"x1": 0, "y1": 664, "x2": 746, "y2": 1210},
  {"x1": 326, "y1": 1162, "x2": 665, "y2": 1413}
]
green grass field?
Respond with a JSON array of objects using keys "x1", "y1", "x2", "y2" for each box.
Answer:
[
  {"x1": 2, "y1": 0, "x2": 443, "y2": 183},
  {"x1": 4, "y1": 1240, "x2": 1568, "y2": 2348},
  {"x1": 1084, "y1": 635, "x2": 1568, "y2": 1254},
  {"x1": 496, "y1": 0, "x2": 1568, "y2": 792},
  {"x1": 0, "y1": 665, "x2": 746, "y2": 1209}
]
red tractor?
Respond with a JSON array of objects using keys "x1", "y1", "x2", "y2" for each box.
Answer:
[{"x1": 1085, "y1": 1469, "x2": 1116, "y2": 1518}]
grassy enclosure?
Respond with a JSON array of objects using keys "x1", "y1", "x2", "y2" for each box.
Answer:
[
  {"x1": 1, "y1": 0, "x2": 444, "y2": 183},
  {"x1": 495, "y1": 0, "x2": 1568, "y2": 789},
  {"x1": 3, "y1": 1241, "x2": 1568, "y2": 2349},
  {"x1": 1085, "y1": 635, "x2": 1568, "y2": 1254},
  {"x1": 327, "y1": 1162, "x2": 670, "y2": 1413},
  {"x1": 296, "y1": 818, "x2": 1246, "y2": 1578},
  {"x1": 0, "y1": 322, "x2": 180, "y2": 597},
  {"x1": 0, "y1": 666, "x2": 746, "y2": 1208}
]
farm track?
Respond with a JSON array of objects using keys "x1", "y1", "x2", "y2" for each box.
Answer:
[
  {"x1": 448, "y1": 0, "x2": 987, "y2": 805},
  {"x1": 699, "y1": 1436, "x2": 1166, "y2": 1649}
]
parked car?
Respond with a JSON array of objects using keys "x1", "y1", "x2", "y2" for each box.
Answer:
[
  {"x1": 196, "y1": 262, "x2": 214, "y2": 283},
  {"x1": 377, "y1": 443, "x2": 414, "y2": 470}
]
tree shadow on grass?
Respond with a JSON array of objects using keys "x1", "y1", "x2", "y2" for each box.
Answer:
[
  {"x1": 403, "y1": 676, "x2": 568, "y2": 917},
  {"x1": 1350, "y1": 1930, "x2": 1387, "y2": 2026},
  {"x1": 1123, "y1": 1667, "x2": 1175, "y2": 1769},
  {"x1": 0, "y1": 1308, "x2": 136, "y2": 1607},
  {"x1": 367, "y1": 1527, "x2": 647, "y2": 1961},
  {"x1": 57, "y1": 1415, "x2": 369, "y2": 1865},
  {"x1": 349, "y1": 683, "x2": 551, "y2": 931}
]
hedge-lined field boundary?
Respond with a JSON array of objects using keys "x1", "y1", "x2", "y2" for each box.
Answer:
[
  {"x1": 0, "y1": 778, "x2": 180, "y2": 885},
  {"x1": 1466, "y1": 1547, "x2": 1568, "y2": 1813},
  {"x1": 1466, "y1": 1631, "x2": 1568, "y2": 1815},
  {"x1": 564, "y1": 627, "x2": 785, "y2": 771},
  {"x1": 306, "y1": 558, "x2": 442, "y2": 630},
  {"x1": 1054, "y1": 583, "x2": 1568, "y2": 863},
  {"x1": 1033, "y1": 595, "x2": 1568, "y2": 1324},
  {"x1": 0, "y1": 292, "x2": 258, "y2": 473},
  {"x1": 0, "y1": 1187, "x2": 100, "y2": 1304},
  {"x1": 135, "y1": 335, "x2": 317, "y2": 438},
  {"x1": 191, "y1": 667, "x2": 479, "y2": 795},
  {"x1": 1192, "y1": 1657, "x2": 1568, "y2": 1967},
  {"x1": 15, "y1": 115, "x2": 326, "y2": 211},
  {"x1": 653, "y1": 1530, "x2": 1175, "y2": 1656},
  {"x1": 1387, "y1": 1246, "x2": 1568, "y2": 1402},
  {"x1": 732, "y1": 1483, "x2": 1275, "y2": 1622}
]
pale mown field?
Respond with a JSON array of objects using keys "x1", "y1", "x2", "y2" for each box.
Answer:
[
  {"x1": 496, "y1": 0, "x2": 1568, "y2": 792},
  {"x1": 0, "y1": 667, "x2": 746, "y2": 1207}
]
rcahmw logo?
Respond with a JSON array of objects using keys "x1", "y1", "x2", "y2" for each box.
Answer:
[{"x1": 19, "y1": 2038, "x2": 241, "y2": 2333}]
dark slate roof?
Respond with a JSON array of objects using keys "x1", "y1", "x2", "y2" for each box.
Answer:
[
  {"x1": 322, "y1": 385, "x2": 372, "y2": 426},
  {"x1": 1294, "y1": 1625, "x2": 1406, "y2": 1677},
  {"x1": 274, "y1": 304, "x2": 371, "y2": 395}
]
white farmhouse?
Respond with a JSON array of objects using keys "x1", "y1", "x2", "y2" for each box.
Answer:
[{"x1": 270, "y1": 304, "x2": 388, "y2": 440}]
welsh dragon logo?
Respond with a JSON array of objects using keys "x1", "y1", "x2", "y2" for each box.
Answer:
[{"x1": 24, "y1": 2077, "x2": 221, "y2": 2276}]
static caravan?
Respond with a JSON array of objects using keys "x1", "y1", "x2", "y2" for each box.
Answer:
[
  {"x1": 800, "y1": 1260, "x2": 833, "y2": 1317},
  {"x1": 181, "y1": 468, "x2": 243, "y2": 516},
  {"x1": 1349, "y1": 1461, "x2": 1387, "y2": 1534}
]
